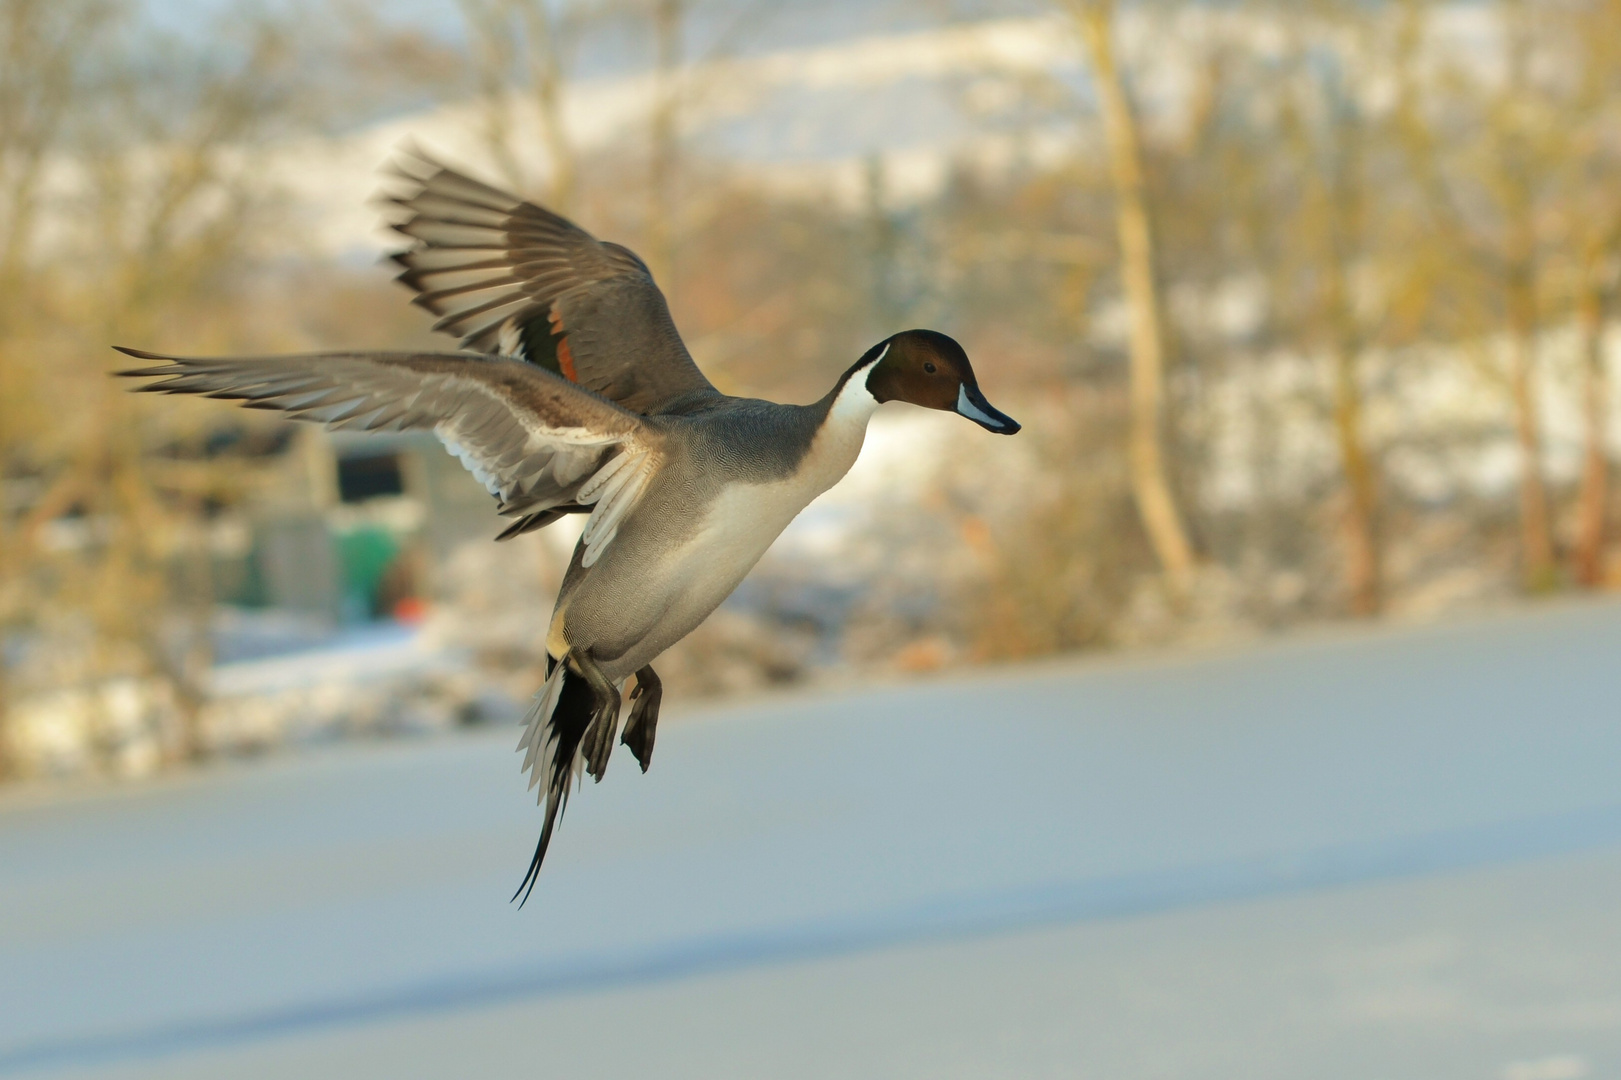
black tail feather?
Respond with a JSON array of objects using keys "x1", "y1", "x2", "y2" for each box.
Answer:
[
  {"x1": 512, "y1": 796, "x2": 563, "y2": 907},
  {"x1": 512, "y1": 661, "x2": 599, "y2": 907}
]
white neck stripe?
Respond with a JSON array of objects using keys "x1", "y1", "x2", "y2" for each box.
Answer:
[
  {"x1": 830, "y1": 360, "x2": 882, "y2": 425},
  {"x1": 822, "y1": 339, "x2": 891, "y2": 430}
]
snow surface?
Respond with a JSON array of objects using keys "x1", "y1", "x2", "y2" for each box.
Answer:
[{"x1": 3, "y1": 598, "x2": 1621, "y2": 1077}]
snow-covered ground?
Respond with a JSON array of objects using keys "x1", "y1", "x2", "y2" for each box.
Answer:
[{"x1": 3, "y1": 598, "x2": 1621, "y2": 1077}]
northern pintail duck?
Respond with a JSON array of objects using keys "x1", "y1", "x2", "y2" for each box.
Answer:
[{"x1": 117, "y1": 150, "x2": 1020, "y2": 901}]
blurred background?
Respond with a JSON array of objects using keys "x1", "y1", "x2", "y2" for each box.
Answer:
[
  {"x1": 2, "y1": 0, "x2": 1621, "y2": 1076},
  {"x1": 1, "y1": 0, "x2": 1618, "y2": 774}
]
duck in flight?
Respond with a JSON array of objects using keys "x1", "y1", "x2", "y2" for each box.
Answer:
[{"x1": 116, "y1": 150, "x2": 1020, "y2": 903}]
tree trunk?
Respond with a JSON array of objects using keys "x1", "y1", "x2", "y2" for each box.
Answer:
[
  {"x1": 458, "y1": 0, "x2": 577, "y2": 207},
  {"x1": 646, "y1": 0, "x2": 684, "y2": 286},
  {"x1": 1573, "y1": 261, "x2": 1612, "y2": 587},
  {"x1": 1497, "y1": 0, "x2": 1558, "y2": 590},
  {"x1": 1310, "y1": 73, "x2": 1381, "y2": 617},
  {"x1": 1505, "y1": 264, "x2": 1558, "y2": 588},
  {"x1": 459, "y1": 0, "x2": 527, "y2": 191},
  {"x1": 1073, "y1": 1, "x2": 1197, "y2": 601},
  {"x1": 518, "y1": 0, "x2": 575, "y2": 211},
  {"x1": 1330, "y1": 339, "x2": 1382, "y2": 615},
  {"x1": 0, "y1": 664, "x2": 15, "y2": 782}
]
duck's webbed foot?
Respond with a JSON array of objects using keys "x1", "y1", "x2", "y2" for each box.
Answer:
[
  {"x1": 569, "y1": 648, "x2": 621, "y2": 782},
  {"x1": 621, "y1": 665, "x2": 663, "y2": 773}
]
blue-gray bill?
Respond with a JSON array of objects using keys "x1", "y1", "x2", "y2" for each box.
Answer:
[{"x1": 956, "y1": 384, "x2": 1020, "y2": 434}]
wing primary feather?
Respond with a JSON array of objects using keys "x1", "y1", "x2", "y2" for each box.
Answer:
[
  {"x1": 378, "y1": 150, "x2": 721, "y2": 414},
  {"x1": 413, "y1": 274, "x2": 528, "y2": 308},
  {"x1": 429, "y1": 293, "x2": 529, "y2": 334},
  {"x1": 118, "y1": 346, "x2": 657, "y2": 566}
]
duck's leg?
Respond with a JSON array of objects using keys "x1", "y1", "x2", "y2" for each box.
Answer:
[
  {"x1": 568, "y1": 648, "x2": 621, "y2": 781},
  {"x1": 621, "y1": 665, "x2": 663, "y2": 772}
]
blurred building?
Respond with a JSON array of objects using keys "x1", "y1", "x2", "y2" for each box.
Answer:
[
  {"x1": 2, "y1": 422, "x2": 537, "y2": 778},
  {"x1": 207, "y1": 426, "x2": 498, "y2": 634}
]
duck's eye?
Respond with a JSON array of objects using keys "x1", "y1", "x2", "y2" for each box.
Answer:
[{"x1": 923, "y1": 361, "x2": 937, "y2": 374}]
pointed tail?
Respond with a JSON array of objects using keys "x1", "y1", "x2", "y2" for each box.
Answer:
[{"x1": 511, "y1": 657, "x2": 598, "y2": 906}]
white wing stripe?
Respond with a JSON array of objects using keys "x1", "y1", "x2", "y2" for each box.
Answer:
[
  {"x1": 577, "y1": 450, "x2": 635, "y2": 504},
  {"x1": 580, "y1": 454, "x2": 651, "y2": 567},
  {"x1": 446, "y1": 416, "x2": 654, "y2": 564},
  {"x1": 581, "y1": 462, "x2": 639, "y2": 540},
  {"x1": 586, "y1": 475, "x2": 638, "y2": 542}
]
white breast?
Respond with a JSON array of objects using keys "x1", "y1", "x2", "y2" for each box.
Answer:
[
  {"x1": 561, "y1": 369, "x2": 886, "y2": 678},
  {"x1": 670, "y1": 372, "x2": 882, "y2": 593}
]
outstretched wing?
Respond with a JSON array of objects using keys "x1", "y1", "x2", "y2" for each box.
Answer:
[
  {"x1": 381, "y1": 150, "x2": 719, "y2": 417},
  {"x1": 115, "y1": 347, "x2": 660, "y2": 565}
]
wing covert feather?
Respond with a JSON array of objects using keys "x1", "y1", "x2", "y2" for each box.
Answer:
[{"x1": 381, "y1": 149, "x2": 719, "y2": 416}]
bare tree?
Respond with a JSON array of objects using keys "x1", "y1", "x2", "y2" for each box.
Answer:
[
  {"x1": 0, "y1": 0, "x2": 123, "y2": 774},
  {"x1": 1572, "y1": 224, "x2": 1621, "y2": 585},
  {"x1": 642, "y1": 0, "x2": 685, "y2": 284},
  {"x1": 1394, "y1": 0, "x2": 1562, "y2": 588},
  {"x1": 458, "y1": 0, "x2": 582, "y2": 210},
  {"x1": 1273, "y1": 5, "x2": 1388, "y2": 615},
  {"x1": 1065, "y1": 0, "x2": 1198, "y2": 602},
  {"x1": 1, "y1": 6, "x2": 308, "y2": 769},
  {"x1": 642, "y1": 0, "x2": 769, "y2": 283},
  {"x1": 1494, "y1": 2, "x2": 1557, "y2": 587},
  {"x1": 1561, "y1": 0, "x2": 1621, "y2": 587}
]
